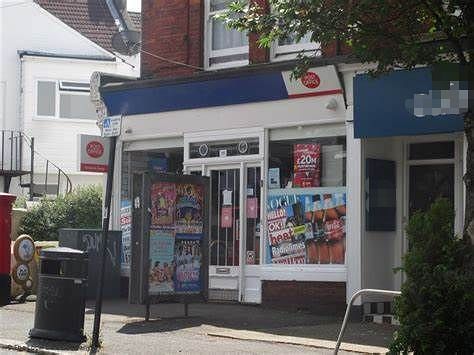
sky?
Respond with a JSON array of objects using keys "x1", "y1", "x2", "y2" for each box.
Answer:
[{"x1": 127, "y1": 0, "x2": 141, "y2": 12}]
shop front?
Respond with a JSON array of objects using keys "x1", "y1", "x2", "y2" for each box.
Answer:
[
  {"x1": 101, "y1": 64, "x2": 356, "y2": 311},
  {"x1": 353, "y1": 66, "x2": 466, "y2": 308}
]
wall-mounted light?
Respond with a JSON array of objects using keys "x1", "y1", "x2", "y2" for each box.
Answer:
[{"x1": 325, "y1": 98, "x2": 338, "y2": 110}]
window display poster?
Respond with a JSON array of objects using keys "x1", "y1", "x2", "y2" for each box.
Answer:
[
  {"x1": 268, "y1": 168, "x2": 280, "y2": 189},
  {"x1": 175, "y1": 183, "x2": 204, "y2": 234},
  {"x1": 120, "y1": 200, "x2": 132, "y2": 273},
  {"x1": 174, "y1": 234, "x2": 202, "y2": 293},
  {"x1": 293, "y1": 144, "x2": 321, "y2": 187},
  {"x1": 221, "y1": 206, "x2": 233, "y2": 228},
  {"x1": 266, "y1": 187, "x2": 346, "y2": 264},
  {"x1": 149, "y1": 231, "x2": 175, "y2": 294},
  {"x1": 151, "y1": 182, "x2": 176, "y2": 227}
]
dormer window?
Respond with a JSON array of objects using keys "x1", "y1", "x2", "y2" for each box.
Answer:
[{"x1": 205, "y1": 0, "x2": 249, "y2": 69}]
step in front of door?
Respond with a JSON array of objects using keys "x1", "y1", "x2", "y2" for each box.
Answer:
[{"x1": 208, "y1": 288, "x2": 238, "y2": 302}]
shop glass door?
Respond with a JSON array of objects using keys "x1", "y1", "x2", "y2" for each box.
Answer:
[
  {"x1": 409, "y1": 164, "x2": 455, "y2": 216},
  {"x1": 242, "y1": 166, "x2": 262, "y2": 303},
  {"x1": 210, "y1": 168, "x2": 240, "y2": 267},
  {"x1": 208, "y1": 167, "x2": 241, "y2": 301},
  {"x1": 206, "y1": 164, "x2": 262, "y2": 302}
]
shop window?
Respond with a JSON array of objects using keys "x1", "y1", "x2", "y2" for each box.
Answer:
[
  {"x1": 121, "y1": 148, "x2": 185, "y2": 201},
  {"x1": 205, "y1": 0, "x2": 249, "y2": 69},
  {"x1": 266, "y1": 136, "x2": 346, "y2": 265},
  {"x1": 36, "y1": 80, "x2": 96, "y2": 120}
]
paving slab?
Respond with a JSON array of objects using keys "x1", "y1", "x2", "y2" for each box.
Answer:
[{"x1": 0, "y1": 299, "x2": 396, "y2": 354}]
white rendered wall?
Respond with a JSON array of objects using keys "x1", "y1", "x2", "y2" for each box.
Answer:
[
  {"x1": 0, "y1": 0, "x2": 138, "y2": 192},
  {"x1": 361, "y1": 137, "x2": 404, "y2": 301},
  {"x1": 121, "y1": 94, "x2": 346, "y2": 141},
  {"x1": 22, "y1": 57, "x2": 116, "y2": 176},
  {"x1": 1, "y1": 1, "x2": 104, "y2": 130},
  {"x1": 0, "y1": 0, "x2": 139, "y2": 135}
]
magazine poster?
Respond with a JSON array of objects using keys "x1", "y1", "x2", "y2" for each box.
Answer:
[
  {"x1": 293, "y1": 144, "x2": 321, "y2": 187},
  {"x1": 175, "y1": 183, "x2": 204, "y2": 234},
  {"x1": 149, "y1": 231, "x2": 175, "y2": 294},
  {"x1": 174, "y1": 234, "x2": 202, "y2": 293},
  {"x1": 266, "y1": 187, "x2": 346, "y2": 264},
  {"x1": 120, "y1": 200, "x2": 132, "y2": 273},
  {"x1": 150, "y1": 182, "x2": 176, "y2": 228}
]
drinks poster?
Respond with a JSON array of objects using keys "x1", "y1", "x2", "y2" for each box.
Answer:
[
  {"x1": 149, "y1": 231, "x2": 175, "y2": 294},
  {"x1": 174, "y1": 234, "x2": 202, "y2": 293},
  {"x1": 150, "y1": 182, "x2": 176, "y2": 228},
  {"x1": 175, "y1": 183, "x2": 204, "y2": 234},
  {"x1": 266, "y1": 187, "x2": 346, "y2": 264}
]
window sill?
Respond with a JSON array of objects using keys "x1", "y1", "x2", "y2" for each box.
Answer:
[
  {"x1": 33, "y1": 116, "x2": 98, "y2": 124},
  {"x1": 206, "y1": 60, "x2": 249, "y2": 71}
]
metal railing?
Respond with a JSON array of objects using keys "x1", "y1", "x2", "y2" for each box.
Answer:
[
  {"x1": 0, "y1": 130, "x2": 25, "y2": 173},
  {"x1": 0, "y1": 130, "x2": 72, "y2": 198},
  {"x1": 334, "y1": 288, "x2": 402, "y2": 355}
]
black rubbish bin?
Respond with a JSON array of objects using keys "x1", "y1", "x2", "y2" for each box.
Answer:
[{"x1": 29, "y1": 247, "x2": 87, "y2": 342}]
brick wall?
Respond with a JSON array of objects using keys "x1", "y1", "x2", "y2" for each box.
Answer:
[
  {"x1": 141, "y1": 1, "x2": 350, "y2": 80},
  {"x1": 248, "y1": 0, "x2": 269, "y2": 64},
  {"x1": 262, "y1": 281, "x2": 346, "y2": 315},
  {"x1": 141, "y1": 0, "x2": 203, "y2": 79}
]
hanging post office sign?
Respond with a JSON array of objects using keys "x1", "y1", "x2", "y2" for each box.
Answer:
[{"x1": 79, "y1": 134, "x2": 110, "y2": 173}]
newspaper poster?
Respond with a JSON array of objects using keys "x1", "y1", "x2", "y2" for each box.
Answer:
[
  {"x1": 266, "y1": 187, "x2": 346, "y2": 264},
  {"x1": 149, "y1": 231, "x2": 175, "y2": 294},
  {"x1": 175, "y1": 183, "x2": 204, "y2": 234},
  {"x1": 174, "y1": 234, "x2": 202, "y2": 293},
  {"x1": 120, "y1": 200, "x2": 132, "y2": 275},
  {"x1": 150, "y1": 182, "x2": 176, "y2": 228}
]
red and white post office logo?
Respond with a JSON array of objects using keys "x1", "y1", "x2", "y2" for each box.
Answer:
[
  {"x1": 86, "y1": 141, "x2": 104, "y2": 159},
  {"x1": 301, "y1": 72, "x2": 321, "y2": 89}
]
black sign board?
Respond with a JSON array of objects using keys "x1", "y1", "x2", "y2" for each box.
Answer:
[{"x1": 129, "y1": 172, "x2": 210, "y2": 317}]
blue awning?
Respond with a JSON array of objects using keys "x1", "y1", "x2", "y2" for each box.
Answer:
[{"x1": 354, "y1": 67, "x2": 464, "y2": 138}]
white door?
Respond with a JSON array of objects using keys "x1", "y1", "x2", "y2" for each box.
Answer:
[{"x1": 185, "y1": 163, "x2": 263, "y2": 303}]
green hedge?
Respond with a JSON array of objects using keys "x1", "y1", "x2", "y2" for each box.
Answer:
[
  {"x1": 19, "y1": 185, "x2": 103, "y2": 241},
  {"x1": 390, "y1": 199, "x2": 474, "y2": 354}
]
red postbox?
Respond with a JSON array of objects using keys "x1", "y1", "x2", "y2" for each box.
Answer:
[{"x1": 0, "y1": 193, "x2": 16, "y2": 306}]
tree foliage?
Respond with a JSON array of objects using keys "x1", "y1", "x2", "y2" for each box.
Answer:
[
  {"x1": 19, "y1": 185, "x2": 103, "y2": 241},
  {"x1": 391, "y1": 199, "x2": 474, "y2": 354},
  {"x1": 221, "y1": 1, "x2": 473, "y2": 72}
]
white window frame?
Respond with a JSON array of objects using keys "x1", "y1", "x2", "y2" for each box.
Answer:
[
  {"x1": 35, "y1": 79, "x2": 96, "y2": 122},
  {"x1": 271, "y1": 32, "x2": 320, "y2": 62},
  {"x1": 204, "y1": 0, "x2": 249, "y2": 70}
]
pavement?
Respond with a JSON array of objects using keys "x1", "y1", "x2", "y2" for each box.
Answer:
[{"x1": 0, "y1": 299, "x2": 397, "y2": 354}]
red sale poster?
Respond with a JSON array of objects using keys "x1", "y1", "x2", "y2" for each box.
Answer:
[{"x1": 293, "y1": 144, "x2": 321, "y2": 187}]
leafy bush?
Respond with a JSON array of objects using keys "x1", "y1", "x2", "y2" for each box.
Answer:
[
  {"x1": 19, "y1": 185, "x2": 102, "y2": 241},
  {"x1": 390, "y1": 199, "x2": 474, "y2": 354}
]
